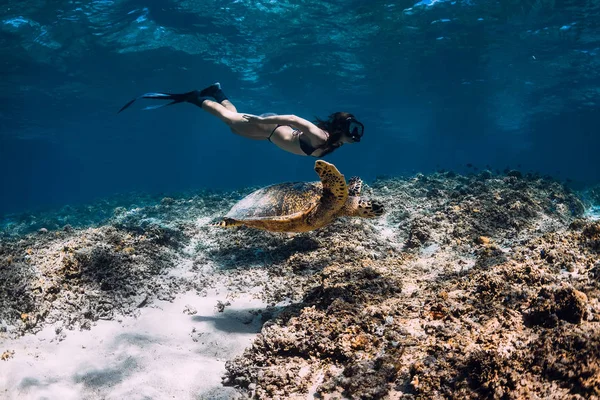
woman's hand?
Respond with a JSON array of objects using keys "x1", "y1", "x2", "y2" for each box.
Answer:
[{"x1": 242, "y1": 114, "x2": 264, "y2": 123}]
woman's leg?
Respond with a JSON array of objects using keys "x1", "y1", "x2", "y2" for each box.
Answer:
[
  {"x1": 199, "y1": 99, "x2": 269, "y2": 140},
  {"x1": 200, "y1": 99, "x2": 240, "y2": 124},
  {"x1": 221, "y1": 99, "x2": 237, "y2": 113},
  {"x1": 199, "y1": 82, "x2": 237, "y2": 112},
  {"x1": 116, "y1": 84, "x2": 269, "y2": 140}
]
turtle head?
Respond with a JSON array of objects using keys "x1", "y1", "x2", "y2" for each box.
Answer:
[{"x1": 342, "y1": 197, "x2": 385, "y2": 218}]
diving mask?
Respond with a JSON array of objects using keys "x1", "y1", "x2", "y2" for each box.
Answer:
[{"x1": 346, "y1": 117, "x2": 364, "y2": 142}]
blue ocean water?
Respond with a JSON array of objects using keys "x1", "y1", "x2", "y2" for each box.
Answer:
[{"x1": 1, "y1": 0, "x2": 599, "y2": 216}]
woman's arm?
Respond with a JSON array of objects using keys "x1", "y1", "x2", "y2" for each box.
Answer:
[{"x1": 243, "y1": 114, "x2": 328, "y2": 143}]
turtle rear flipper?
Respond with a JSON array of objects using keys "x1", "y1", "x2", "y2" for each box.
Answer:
[
  {"x1": 314, "y1": 160, "x2": 348, "y2": 209},
  {"x1": 348, "y1": 176, "x2": 363, "y2": 196},
  {"x1": 357, "y1": 199, "x2": 385, "y2": 218},
  {"x1": 213, "y1": 218, "x2": 243, "y2": 228}
]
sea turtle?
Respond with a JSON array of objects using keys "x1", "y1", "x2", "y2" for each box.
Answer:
[{"x1": 215, "y1": 160, "x2": 384, "y2": 232}]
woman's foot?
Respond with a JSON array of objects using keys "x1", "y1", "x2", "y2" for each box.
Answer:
[
  {"x1": 199, "y1": 82, "x2": 222, "y2": 97},
  {"x1": 199, "y1": 82, "x2": 228, "y2": 103},
  {"x1": 184, "y1": 90, "x2": 211, "y2": 108}
]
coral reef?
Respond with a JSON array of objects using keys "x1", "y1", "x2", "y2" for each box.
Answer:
[
  {"x1": 223, "y1": 171, "x2": 598, "y2": 399},
  {"x1": 1, "y1": 170, "x2": 598, "y2": 399}
]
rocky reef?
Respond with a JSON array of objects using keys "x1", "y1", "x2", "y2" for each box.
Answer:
[{"x1": 1, "y1": 170, "x2": 599, "y2": 399}]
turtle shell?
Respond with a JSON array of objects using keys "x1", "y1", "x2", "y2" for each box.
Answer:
[{"x1": 225, "y1": 182, "x2": 323, "y2": 221}]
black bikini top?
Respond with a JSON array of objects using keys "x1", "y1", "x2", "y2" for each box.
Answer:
[{"x1": 298, "y1": 129, "x2": 331, "y2": 157}]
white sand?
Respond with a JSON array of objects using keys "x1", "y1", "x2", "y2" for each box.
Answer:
[{"x1": 0, "y1": 289, "x2": 265, "y2": 400}]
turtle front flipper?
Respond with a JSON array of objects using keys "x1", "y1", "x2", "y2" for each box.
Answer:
[
  {"x1": 214, "y1": 218, "x2": 243, "y2": 228},
  {"x1": 314, "y1": 160, "x2": 348, "y2": 210},
  {"x1": 357, "y1": 199, "x2": 385, "y2": 218},
  {"x1": 348, "y1": 176, "x2": 363, "y2": 196}
]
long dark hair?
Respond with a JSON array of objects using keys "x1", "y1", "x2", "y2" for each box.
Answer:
[{"x1": 313, "y1": 112, "x2": 355, "y2": 157}]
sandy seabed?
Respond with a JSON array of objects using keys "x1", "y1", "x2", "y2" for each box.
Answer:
[{"x1": 1, "y1": 170, "x2": 599, "y2": 399}]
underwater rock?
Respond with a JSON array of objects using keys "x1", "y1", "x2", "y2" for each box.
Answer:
[
  {"x1": 1, "y1": 171, "x2": 598, "y2": 398},
  {"x1": 406, "y1": 217, "x2": 433, "y2": 249},
  {"x1": 221, "y1": 173, "x2": 598, "y2": 398},
  {"x1": 507, "y1": 170, "x2": 523, "y2": 179},
  {"x1": 528, "y1": 285, "x2": 589, "y2": 326}
]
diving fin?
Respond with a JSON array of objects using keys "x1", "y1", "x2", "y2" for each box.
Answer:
[{"x1": 117, "y1": 90, "x2": 207, "y2": 113}]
